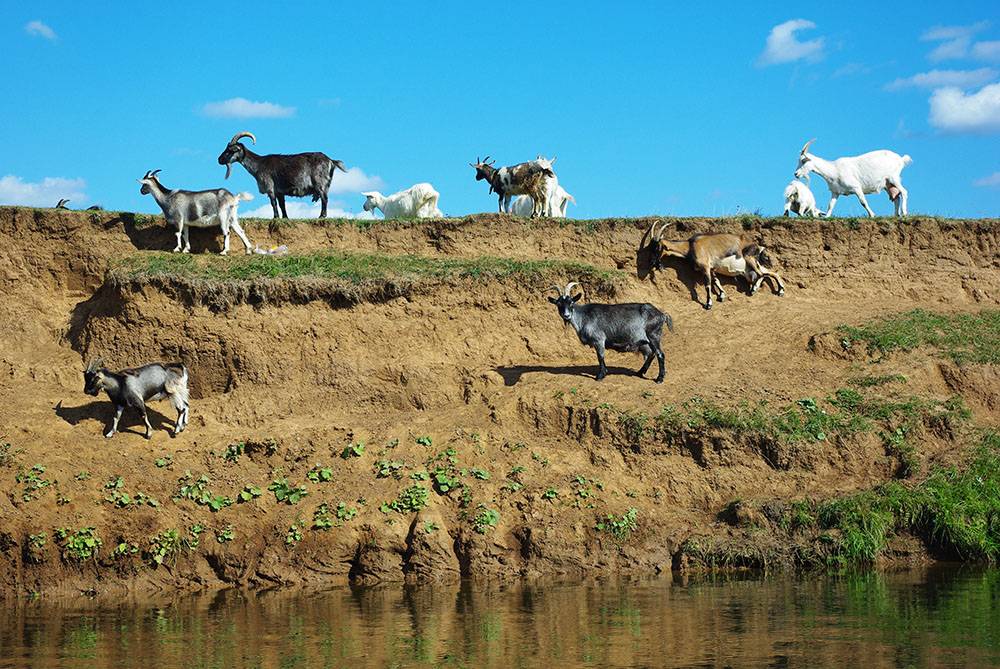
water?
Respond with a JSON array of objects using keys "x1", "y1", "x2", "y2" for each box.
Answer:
[{"x1": 1, "y1": 567, "x2": 997, "y2": 667}]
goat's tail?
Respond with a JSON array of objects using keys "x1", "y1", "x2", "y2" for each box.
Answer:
[
  {"x1": 236, "y1": 192, "x2": 254, "y2": 202},
  {"x1": 164, "y1": 364, "x2": 190, "y2": 412},
  {"x1": 902, "y1": 154, "x2": 913, "y2": 165},
  {"x1": 664, "y1": 312, "x2": 675, "y2": 334},
  {"x1": 331, "y1": 160, "x2": 348, "y2": 174}
]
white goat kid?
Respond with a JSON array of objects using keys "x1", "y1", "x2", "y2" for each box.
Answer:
[
  {"x1": 794, "y1": 139, "x2": 912, "y2": 217},
  {"x1": 362, "y1": 183, "x2": 442, "y2": 219},
  {"x1": 783, "y1": 180, "x2": 821, "y2": 217}
]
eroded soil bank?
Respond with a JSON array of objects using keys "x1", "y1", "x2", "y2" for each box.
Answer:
[{"x1": 1, "y1": 206, "x2": 998, "y2": 597}]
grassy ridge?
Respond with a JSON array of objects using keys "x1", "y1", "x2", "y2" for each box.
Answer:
[
  {"x1": 110, "y1": 250, "x2": 624, "y2": 286},
  {"x1": 837, "y1": 308, "x2": 1000, "y2": 365}
]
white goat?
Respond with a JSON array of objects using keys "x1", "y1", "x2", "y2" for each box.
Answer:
[
  {"x1": 782, "y1": 180, "x2": 821, "y2": 217},
  {"x1": 510, "y1": 184, "x2": 576, "y2": 218},
  {"x1": 138, "y1": 170, "x2": 253, "y2": 255},
  {"x1": 361, "y1": 183, "x2": 442, "y2": 219},
  {"x1": 794, "y1": 139, "x2": 912, "y2": 217}
]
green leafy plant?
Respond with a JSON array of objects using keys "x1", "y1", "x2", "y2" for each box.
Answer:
[
  {"x1": 471, "y1": 505, "x2": 499, "y2": 534},
  {"x1": 382, "y1": 484, "x2": 429, "y2": 514},
  {"x1": 216, "y1": 525, "x2": 235, "y2": 543},
  {"x1": 17, "y1": 464, "x2": 53, "y2": 502},
  {"x1": 268, "y1": 475, "x2": 309, "y2": 504},
  {"x1": 307, "y1": 464, "x2": 333, "y2": 482},
  {"x1": 375, "y1": 459, "x2": 405, "y2": 479},
  {"x1": 221, "y1": 442, "x2": 244, "y2": 463},
  {"x1": 155, "y1": 454, "x2": 173, "y2": 468},
  {"x1": 542, "y1": 487, "x2": 559, "y2": 500},
  {"x1": 596, "y1": 508, "x2": 639, "y2": 541},
  {"x1": 238, "y1": 485, "x2": 262, "y2": 502},
  {"x1": 340, "y1": 442, "x2": 365, "y2": 459},
  {"x1": 147, "y1": 529, "x2": 183, "y2": 567},
  {"x1": 313, "y1": 504, "x2": 333, "y2": 530},
  {"x1": 54, "y1": 526, "x2": 102, "y2": 562},
  {"x1": 285, "y1": 521, "x2": 304, "y2": 546}
]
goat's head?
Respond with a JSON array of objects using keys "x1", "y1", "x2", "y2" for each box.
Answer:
[
  {"x1": 82, "y1": 356, "x2": 107, "y2": 396},
  {"x1": 137, "y1": 170, "x2": 162, "y2": 195},
  {"x1": 547, "y1": 282, "x2": 583, "y2": 324},
  {"x1": 470, "y1": 156, "x2": 496, "y2": 182},
  {"x1": 637, "y1": 220, "x2": 673, "y2": 279},
  {"x1": 218, "y1": 131, "x2": 256, "y2": 179},
  {"x1": 360, "y1": 192, "x2": 379, "y2": 212},
  {"x1": 794, "y1": 138, "x2": 817, "y2": 185},
  {"x1": 56, "y1": 198, "x2": 70, "y2": 209}
]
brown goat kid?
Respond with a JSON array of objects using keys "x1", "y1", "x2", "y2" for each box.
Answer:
[{"x1": 640, "y1": 221, "x2": 786, "y2": 309}]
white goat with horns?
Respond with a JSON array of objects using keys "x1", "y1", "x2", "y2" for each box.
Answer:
[{"x1": 794, "y1": 139, "x2": 912, "y2": 217}]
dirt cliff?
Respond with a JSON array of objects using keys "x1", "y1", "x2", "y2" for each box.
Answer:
[{"x1": 1, "y1": 206, "x2": 998, "y2": 597}]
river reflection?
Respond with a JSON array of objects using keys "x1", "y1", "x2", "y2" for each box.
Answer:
[{"x1": 1, "y1": 567, "x2": 997, "y2": 667}]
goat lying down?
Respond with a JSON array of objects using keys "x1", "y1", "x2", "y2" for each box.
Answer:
[
  {"x1": 641, "y1": 221, "x2": 786, "y2": 309},
  {"x1": 82, "y1": 357, "x2": 189, "y2": 439},
  {"x1": 548, "y1": 282, "x2": 673, "y2": 383}
]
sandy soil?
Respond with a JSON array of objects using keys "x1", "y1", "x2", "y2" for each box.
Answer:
[{"x1": 1, "y1": 206, "x2": 998, "y2": 596}]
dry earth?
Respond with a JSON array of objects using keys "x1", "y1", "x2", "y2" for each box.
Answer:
[{"x1": 1, "y1": 206, "x2": 998, "y2": 597}]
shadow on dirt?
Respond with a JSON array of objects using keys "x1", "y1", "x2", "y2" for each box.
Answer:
[
  {"x1": 495, "y1": 364, "x2": 652, "y2": 386},
  {"x1": 55, "y1": 400, "x2": 176, "y2": 436}
]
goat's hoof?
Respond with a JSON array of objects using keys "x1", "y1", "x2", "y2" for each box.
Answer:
[
  {"x1": 778, "y1": 290, "x2": 785, "y2": 297},
  {"x1": 595, "y1": 373, "x2": 607, "y2": 381},
  {"x1": 655, "y1": 377, "x2": 664, "y2": 384},
  {"x1": 703, "y1": 303, "x2": 713, "y2": 310},
  {"x1": 718, "y1": 295, "x2": 726, "y2": 302},
  {"x1": 104, "y1": 432, "x2": 114, "y2": 439}
]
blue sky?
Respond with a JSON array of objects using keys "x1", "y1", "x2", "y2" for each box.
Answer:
[{"x1": 3, "y1": 2, "x2": 999, "y2": 219}]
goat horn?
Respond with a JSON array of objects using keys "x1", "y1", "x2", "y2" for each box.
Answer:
[
  {"x1": 565, "y1": 281, "x2": 581, "y2": 297},
  {"x1": 652, "y1": 219, "x2": 674, "y2": 241},
  {"x1": 801, "y1": 138, "x2": 816, "y2": 154},
  {"x1": 546, "y1": 285, "x2": 564, "y2": 297},
  {"x1": 640, "y1": 221, "x2": 655, "y2": 248},
  {"x1": 230, "y1": 131, "x2": 256, "y2": 145}
]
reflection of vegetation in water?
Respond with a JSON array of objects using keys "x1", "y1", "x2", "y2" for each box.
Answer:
[{"x1": 12, "y1": 571, "x2": 999, "y2": 666}]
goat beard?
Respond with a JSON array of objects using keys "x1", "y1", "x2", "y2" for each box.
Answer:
[{"x1": 224, "y1": 163, "x2": 232, "y2": 180}]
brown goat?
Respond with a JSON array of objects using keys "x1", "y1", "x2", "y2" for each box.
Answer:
[{"x1": 640, "y1": 221, "x2": 786, "y2": 309}]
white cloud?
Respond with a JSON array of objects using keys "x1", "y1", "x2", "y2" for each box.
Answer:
[
  {"x1": 928, "y1": 83, "x2": 1000, "y2": 133},
  {"x1": 241, "y1": 200, "x2": 378, "y2": 220},
  {"x1": 330, "y1": 166, "x2": 385, "y2": 194},
  {"x1": 757, "y1": 19, "x2": 824, "y2": 67},
  {"x1": 199, "y1": 97, "x2": 296, "y2": 119},
  {"x1": 833, "y1": 62, "x2": 871, "y2": 78},
  {"x1": 884, "y1": 68, "x2": 999, "y2": 91},
  {"x1": 0, "y1": 175, "x2": 86, "y2": 207},
  {"x1": 973, "y1": 171, "x2": 1000, "y2": 188},
  {"x1": 25, "y1": 20, "x2": 56, "y2": 40},
  {"x1": 972, "y1": 41, "x2": 1000, "y2": 62},
  {"x1": 922, "y1": 21, "x2": 990, "y2": 61}
]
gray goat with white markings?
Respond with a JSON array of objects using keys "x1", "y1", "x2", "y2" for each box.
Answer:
[
  {"x1": 138, "y1": 170, "x2": 253, "y2": 255},
  {"x1": 82, "y1": 357, "x2": 190, "y2": 439},
  {"x1": 548, "y1": 282, "x2": 673, "y2": 383}
]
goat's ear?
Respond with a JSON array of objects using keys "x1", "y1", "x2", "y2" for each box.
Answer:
[
  {"x1": 571, "y1": 293, "x2": 583, "y2": 303},
  {"x1": 547, "y1": 296, "x2": 558, "y2": 304}
]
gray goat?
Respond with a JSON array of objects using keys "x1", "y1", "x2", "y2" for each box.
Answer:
[
  {"x1": 138, "y1": 170, "x2": 253, "y2": 255},
  {"x1": 217, "y1": 131, "x2": 347, "y2": 219},
  {"x1": 82, "y1": 357, "x2": 190, "y2": 439},
  {"x1": 548, "y1": 282, "x2": 673, "y2": 383}
]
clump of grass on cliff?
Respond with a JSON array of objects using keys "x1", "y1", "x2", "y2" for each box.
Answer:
[
  {"x1": 815, "y1": 429, "x2": 1000, "y2": 563},
  {"x1": 836, "y1": 308, "x2": 1000, "y2": 365},
  {"x1": 108, "y1": 250, "x2": 624, "y2": 303}
]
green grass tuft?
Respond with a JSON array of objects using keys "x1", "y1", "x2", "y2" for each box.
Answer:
[{"x1": 837, "y1": 309, "x2": 1000, "y2": 365}]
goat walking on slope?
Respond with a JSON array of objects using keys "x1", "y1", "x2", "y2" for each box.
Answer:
[
  {"x1": 362, "y1": 183, "x2": 442, "y2": 218},
  {"x1": 640, "y1": 221, "x2": 786, "y2": 310},
  {"x1": 548, "y1": 282, "x2": 673, "y2": 383},
  {"x1": 783, "y1": 180, "x2": 821, "y2": 217},
  {"x1": 794, "y1": 138, "x2": 912, "y2": 217},
  {"x1": 82, "y1": 357, "x2": 190, "y2": 439}
]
